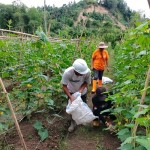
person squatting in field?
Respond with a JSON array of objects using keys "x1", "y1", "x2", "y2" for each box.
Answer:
[
  {"x1": 92, "y1": 86, "x2": 116, "y2": 128},
  {"x1": 61, "y1": 58, "x2": 91, "y2": 132}
]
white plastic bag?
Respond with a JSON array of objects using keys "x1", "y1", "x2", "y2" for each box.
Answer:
[
  {"x1": 66, "y1": 93, "x2": 98, "y2": 125},
  {"x1": 102, "y1": 76, "x2": 113, "y2": 84}
]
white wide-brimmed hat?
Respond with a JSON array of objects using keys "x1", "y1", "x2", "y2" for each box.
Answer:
[{"x1": 98, "y1": 42, "x2": 108, "y2": 48}]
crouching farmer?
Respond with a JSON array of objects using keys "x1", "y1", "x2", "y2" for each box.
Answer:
[
  {"x1": 61, "y1": 58, "x2": 91, "y2": 132},
  {"x1": 92, "y1": 87, "x2": 116, "y2": 128}
]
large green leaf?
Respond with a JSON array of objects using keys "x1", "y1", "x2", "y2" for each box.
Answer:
[
  {"x1": 38, "y1": 129, "x2": 49, "y2": 141},
  {"x1": 136, "y1": 138, "x2": 150, "y2": 150},
  {"x1": 135, "y1": 146, "x2": 146, "y2": 150},
  {"x1": 117, "y1": 128, "x2": 131, "y2": 142},
  {"x1": 114, "y1": 107, "x2": 125, "y2": 113},
  {"x1": 33, "y1": 120, "x2": 43, "y2": 130},
  {"x1": 121, "y1": 137, "x2": 134, "y2": 146},
  {"x1": 119, "y1": 143, "x2": 133, "y2": 150},
  {"x1": 117, "y1": 128, "x2": 130, "y2": 136}
]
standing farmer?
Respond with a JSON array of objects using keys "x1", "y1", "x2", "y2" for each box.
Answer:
[
  {"x1": 61, "y1": 58, "x2": 91, "y2": 132},
  {"x1": 91, "y1": 42, "x2": 109, "y2": 93}
]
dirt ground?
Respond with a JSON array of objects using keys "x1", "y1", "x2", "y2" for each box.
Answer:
[{"x1": 0, "y1": 93, "x2": 120, "y2": 150}]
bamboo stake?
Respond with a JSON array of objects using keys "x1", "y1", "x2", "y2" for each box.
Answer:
[
  {"x1": 0, "y1": 78, "x2": 28, "y2": 150},
  {"x1": 0, "y1": 28, "x2": 89, "y2": 43},
  {"x1": 132, "y1": 67, "x2": 150, "y2": 147},
  {"x1": 0, "y1": 29, "x2": 39, "y2": 38}
]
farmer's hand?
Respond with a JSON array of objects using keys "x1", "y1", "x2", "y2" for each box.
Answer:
[{"x1": 70, "y1": 95, "x2": 75, "y2": 102}]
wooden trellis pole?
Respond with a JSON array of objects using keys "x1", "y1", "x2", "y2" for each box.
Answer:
[
  {"x1": 0, "y1": 78, "x2": 28, "y2": 150},
  {"x1": 132, "y1": 67, "x2": 150, "y2": 147}
]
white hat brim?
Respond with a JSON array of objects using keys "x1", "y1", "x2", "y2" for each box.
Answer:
[
  {"x1": 99, "y1": 46, "x2": 108, "y2": 48},
  {"x1": 75, "y1": 68, "x2": 90, "y2": 75}
]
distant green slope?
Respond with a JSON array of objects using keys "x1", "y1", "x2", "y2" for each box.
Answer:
[{"x1": 0, "y1": 0, "x2": 145, "y2": 46}]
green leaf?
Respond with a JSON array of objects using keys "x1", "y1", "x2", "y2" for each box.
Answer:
[
  {"x1": 137, "y1": 104, "x2": 148, "y2": 109},
  {"x1": 100, "y1": 109, "x2": 111, "y2": 114},
  {"x1": 38, "y1": 60, "x2": 46, "y2": 65},
  {"x1": 126, "y1": 75, "x2": 135, "y2": 80},
  {"x1": 21, "y1": 77, "x2": 34, "y2": 85},
  {"x1": 33, "y1": 120, "x2": 43, "y2": 130},
  {"x1": 38, "y1": 74, "x2": 49, "y2": 81},
  {"x1": 136, "y1": 22, "x2": 148, "y2": 30},
  {"x1": 117, "y1": 128, "x2": 130, "y2": 136},
  {"x1": 117, "y1": 128, "x2": 131, "y2": 142},
  {"x1": 136, "y1": 117, "x2": 149, "y2": 126},
  {"x1": 124, "y1": 124, "x2": 135, "y2": 128},
  {"x1": 137, "y1": 50, "x2": 147, "y2": 57},
  {"x1": 136, "y1": 138, "x2": 150, "y2": 150},
  {"x1": 121, "y1": 137, "x2": 134, "y2": 146},
  {"x1": 0, "y1": 123, "x2": 8, "y2": 131},
  {"x1": 35, "y1": 31, "x2": 48, "y2": 42},
  {"x1": 2, "y1": 72, "x2": 9, "y2": 78},
  {"x1": 141, "y1": 87, "x2": 150, "y2": 93},
  {"x1": 135, "y1": 145, "x2": 146, "y2": 150},
  {"x1": 45, "y1": 98, "x2": 54, "y2": 106},
  {"x1": 114, "y1": 107, "x2": 125, "y2": 113},
  {"x1": 134, "y1": 109, "x2": 148, "y2": 118},
  {"x1": 38, "y1": 129, "x2": 48, "y2": 141},
  {"x1": 124, "y1": 80, "x2": 131, "y2": 85},
  {"x1": 59, "y1": 43, "x2": 67, "y2": 49},
  {"x1": 119, "y1": 143, "x2": 133, "y2": 150}
]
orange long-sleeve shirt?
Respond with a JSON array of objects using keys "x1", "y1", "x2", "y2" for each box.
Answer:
[{"x1": 92, "y1": 49, "x2": 109, "y2": 70}]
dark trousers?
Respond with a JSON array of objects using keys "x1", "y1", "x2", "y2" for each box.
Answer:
[
  {"x1": 93, "y1": 69, "x2": 104, "y2": 80},
  {"x1": 81, "y1": 94, "x2": 87, "y2": 103},
  {"x1": 93, "y1": 102, "x2": 116, "y2": 124},
  {"x1": 93, "y1": 108, "x2": 116, "y2": 124}
]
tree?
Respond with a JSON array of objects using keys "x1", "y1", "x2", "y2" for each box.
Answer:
[
  {"x1": 27, "y1": 8, "x2": 43, "y2": 33},
  {"x1": 0, "y1": 4, "x2": 14, "y2": 29}
]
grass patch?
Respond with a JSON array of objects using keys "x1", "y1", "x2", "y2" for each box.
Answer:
[
  {"x1": 58, "y1": 140, "x2": 69, "y2": 150},
  {"x1": 77, "y1": 125, "x2": 103, "y2": 139}
]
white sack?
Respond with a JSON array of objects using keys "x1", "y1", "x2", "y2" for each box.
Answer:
[
  {"x1": 66, "y1": 93, "x2": 97, "y2": 125},
  {"x1": 102, "y1": 76, "x2": 113, "y2": 84}
]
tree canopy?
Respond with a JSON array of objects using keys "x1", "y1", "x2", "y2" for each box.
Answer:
[{"x1": 0, "y1": 0, "x2": 146, "y2": 43}]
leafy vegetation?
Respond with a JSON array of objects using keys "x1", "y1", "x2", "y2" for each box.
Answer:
[
  {"x1": 0, "y1": 0, "x2": 145, "y2": 42},
  {"x1": 33, "y1": 120, "x2": 49, "y2": 141},
  {"x1": 0, "y1": 0, "x2": 150, "y2": 149},
  {"x1": 111, "y1": 21, "x2": 150, "y2": 149},
  {"x1": 0, "y1": 33, "x2": 98, "y2": 133}
]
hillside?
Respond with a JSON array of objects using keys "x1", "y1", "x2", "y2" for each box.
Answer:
[
  {"x1": 74, "y1": 5, "x2": 126, "y2": 30},
  {"x1": 0, "y1": 0, "x2": 144, "y2": 47}
]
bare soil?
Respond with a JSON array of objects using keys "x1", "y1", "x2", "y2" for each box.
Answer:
[{"x1": 0, "y1": 94, "x2": 120, "y2": 150}]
